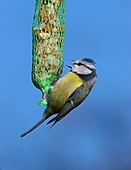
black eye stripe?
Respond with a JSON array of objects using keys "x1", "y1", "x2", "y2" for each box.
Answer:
[{"x1": 75, "y1": 62, "x2": 93, "y2": 71}]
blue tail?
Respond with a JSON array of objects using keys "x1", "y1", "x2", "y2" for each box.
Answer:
[{"x1": 20, "y1": 117, "x2": 46, "y2": 138}]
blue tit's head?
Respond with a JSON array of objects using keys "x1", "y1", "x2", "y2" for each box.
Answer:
[
  {"x1": 67, "y1": 58, "x2": 96, "y2": 75},
  {"x1": 67, "y1": 58, "x2": 97, "y2": 85}
]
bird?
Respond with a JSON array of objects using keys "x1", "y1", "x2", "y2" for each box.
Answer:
[{"x1": 20, "y1": 58, "x2": 97, "y2": 137}]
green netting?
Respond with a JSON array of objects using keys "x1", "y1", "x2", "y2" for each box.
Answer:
[{"x1": 32, "y1": 0, "x2": 65, "y2": 106}]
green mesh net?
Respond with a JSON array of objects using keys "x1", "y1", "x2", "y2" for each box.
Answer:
[{"x1": 32, "y1": 0, "x2": 65, "y2": 106}]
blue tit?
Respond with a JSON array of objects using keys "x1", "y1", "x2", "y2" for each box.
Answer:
[{"x1": 20, "y1": 58, "x2": 97, "y2": 137}]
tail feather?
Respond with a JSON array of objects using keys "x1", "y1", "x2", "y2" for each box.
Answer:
[
  {"x1": 46, "y1": 116, "x2": 56, "y2": 125},
  {"x1": 20, "y1": 117, "x2": 46, "y2": 138},
  {"x1": 46, "y1": 115, "x2": 63, "y2": 128}
]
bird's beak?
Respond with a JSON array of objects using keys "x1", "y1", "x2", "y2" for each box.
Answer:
[
  {"x1": 67, "y1": 65, "x2": 72, "y2": 68},
  {"x1": 70, "y1": 59, "x2": 75, "y2": 64}
]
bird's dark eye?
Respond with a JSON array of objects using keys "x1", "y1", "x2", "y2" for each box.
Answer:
[{"x1": 77, "y1": 62, "x2": 81, "y2": 66}]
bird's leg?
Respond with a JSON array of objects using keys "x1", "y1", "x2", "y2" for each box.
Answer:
[{"x1": 42, "y1": 93, "x2": 46, "y2": 99}]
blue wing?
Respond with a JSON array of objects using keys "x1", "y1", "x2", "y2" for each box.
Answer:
[{"x1": 47, "y1": 83, "x2": 92, "y2": 127}]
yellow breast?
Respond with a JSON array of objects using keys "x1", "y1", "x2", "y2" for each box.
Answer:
[{"x1": 48, "y1": 72, "x2": 83, "y2": 113}]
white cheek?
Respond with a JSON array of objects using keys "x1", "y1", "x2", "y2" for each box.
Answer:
[
  {"x1": 74, "y1": 65, "x2": 92, "y2": 74},
  {"x1": 86, "y1": 69, "x2": 92, "y2": 74}
]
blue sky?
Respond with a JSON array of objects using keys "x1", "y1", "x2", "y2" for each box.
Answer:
[{"x1": 0, "y1": 0, "x2": 131, "y2": 170}]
